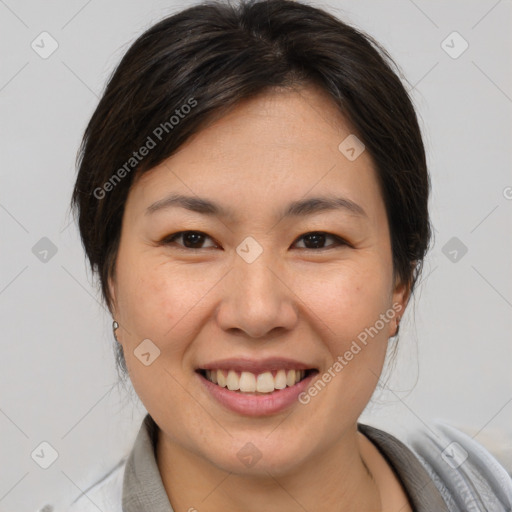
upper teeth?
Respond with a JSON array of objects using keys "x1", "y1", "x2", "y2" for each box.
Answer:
[{"x1": 204, "y1": 369, "x2": 306, "y2": 393}]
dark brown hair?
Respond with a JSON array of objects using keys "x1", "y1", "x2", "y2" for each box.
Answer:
[{"x1": 71, "y1": 0, "x2": 431, "y2": 377}]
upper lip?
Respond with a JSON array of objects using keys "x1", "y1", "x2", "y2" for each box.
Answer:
[{"x1": 197, "y1": 357, "x2": 317, "y2": 374}]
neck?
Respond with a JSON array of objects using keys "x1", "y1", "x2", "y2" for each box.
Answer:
[{"x1": 156, "y1": 425, "x2": 381, "y2": 512}]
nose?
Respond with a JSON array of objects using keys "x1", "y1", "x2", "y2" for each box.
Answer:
[{"x1": 215, "y1": 250, "x2": 298, "y2": 339}]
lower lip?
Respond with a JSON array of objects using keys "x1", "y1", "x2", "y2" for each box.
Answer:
[{"x1": 197, "y1": 371, "x2": 317, "y2": 416}]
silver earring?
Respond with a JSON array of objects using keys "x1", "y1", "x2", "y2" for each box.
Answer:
[{"x1": 112, "y1": 320, "x2": 119, "y2": 341}]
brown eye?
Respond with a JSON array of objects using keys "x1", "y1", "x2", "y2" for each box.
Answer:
[
  {"x1": 161, "y1": 231, "x2": 347, "y2": 251},
  {"x1": 163, "y1": 231, "x2": 218, "y2": 249},
  {"x1": 293, "y1": 232, "x2": 347, "y2": 250}
]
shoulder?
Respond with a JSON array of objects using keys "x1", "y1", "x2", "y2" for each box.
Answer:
[
  {"x1": 66, "y1": 458, "x2": 126, "y2": 512},
  {"x1": 404, "y1": 420, "x2": 512, "y2": 510}
]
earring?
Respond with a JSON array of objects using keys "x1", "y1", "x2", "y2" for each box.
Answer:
[{"x1": 112, "y1": 320, "x2": 119, "y2": 342}]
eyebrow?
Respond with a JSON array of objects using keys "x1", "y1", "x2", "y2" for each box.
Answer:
[{"x1": 145, "y1": 193, "x2": 367, "y2": 220}]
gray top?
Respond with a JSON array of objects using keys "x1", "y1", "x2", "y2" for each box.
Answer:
[{"x1": 121, "y1": 414, "x2": 449, "y2": 511}]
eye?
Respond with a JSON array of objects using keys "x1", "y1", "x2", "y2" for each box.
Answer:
[
  {"x1": 161, "y1": 231, "x2": 347, "y2": 251},
  {"x1": 293, "y1": 232, "x2": 348, "y2": 250},
  {"x1": 161, "y1": 231, "x2": 218, "y2": 250}
]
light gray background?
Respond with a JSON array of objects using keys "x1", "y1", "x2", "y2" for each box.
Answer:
[{"x1": 1, "y1": 0, "x2": 511, "y2": 510}]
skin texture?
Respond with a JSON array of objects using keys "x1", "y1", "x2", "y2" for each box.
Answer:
[{"x1": 109, "y1": 84, "x2": 412, "y2": 511}]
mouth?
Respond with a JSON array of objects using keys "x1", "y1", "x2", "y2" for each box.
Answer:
[
  {"x1": 195, "y1": 359, "x2": 319, "y2": 416},
  {"x1": 196, "y1": 368, "x2": 318, "y2": 395}
]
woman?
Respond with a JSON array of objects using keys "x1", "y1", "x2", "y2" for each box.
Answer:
[{"x1": 68, "y1": 0, "x2": 512, "y2": 510}]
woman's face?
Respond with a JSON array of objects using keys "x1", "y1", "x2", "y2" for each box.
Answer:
[{"x1": 110, "y1": 85, "x2": 409, "y2": 475}]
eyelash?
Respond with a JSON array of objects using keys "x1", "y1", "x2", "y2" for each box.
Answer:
[{"x1": 160, "y1": 231, "x2": 349, "y2": 251}]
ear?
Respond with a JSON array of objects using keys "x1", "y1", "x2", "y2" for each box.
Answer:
[
  {"x1": 389, "y1": 272, "x2": 412, "y2": 338},
  {"x1": 107, "y1": 273, "x2": 123, "y2": 345}
]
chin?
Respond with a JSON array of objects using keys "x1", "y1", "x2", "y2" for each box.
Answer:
[{"x1": 202, "y1": 434, "x2": 315, "y2": 478}]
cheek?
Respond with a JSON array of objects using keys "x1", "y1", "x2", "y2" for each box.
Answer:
[
  {"x1": 115, "y1": 249, "x2": 220, "y2": 349},
  {"x1": 297, "y1": 260, "x2": 392, "y2": 343},
  {"x1": 114, "y1": 255, "x2": 205, "y2": 406},
  {"x1": 118, "y1": 267, "x2": 184, "y2": 337}
]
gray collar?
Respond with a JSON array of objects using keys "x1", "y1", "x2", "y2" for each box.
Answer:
[
  {"x1": 358, "y1": 423, "x2": 449, "y2": 511},
  {"x1": 122, "y1": 414, "x2": 447, "y2": 511},
  {"x1": 122, "y1": 414, "x2": 174, "y2": 511}
]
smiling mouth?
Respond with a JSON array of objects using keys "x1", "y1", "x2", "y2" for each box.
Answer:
[{"x1": 196, "y1": 368, "x2": 318, "y2": 394}]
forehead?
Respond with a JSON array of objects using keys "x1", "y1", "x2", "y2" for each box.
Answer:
[{"x1": 128, "y1": 85, "x2": 384, "y2": 223}]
